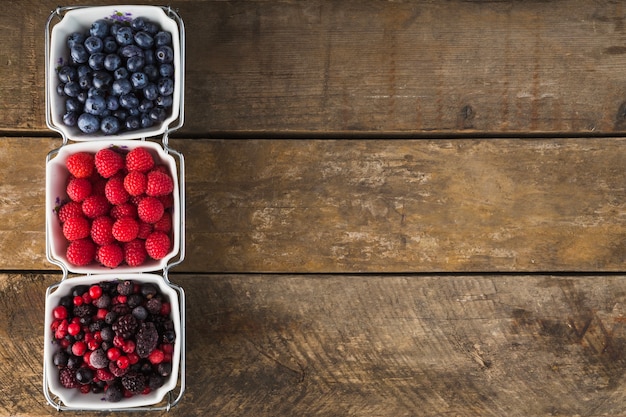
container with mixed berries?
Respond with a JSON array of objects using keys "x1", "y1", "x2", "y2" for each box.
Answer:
[{"x1": 44, "y1": 5, "x2": 186, "y2": 411}]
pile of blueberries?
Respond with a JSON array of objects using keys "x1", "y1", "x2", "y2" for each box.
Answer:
[{"x1": 56, "y1": 17, "x2": 175, "y2": 135}]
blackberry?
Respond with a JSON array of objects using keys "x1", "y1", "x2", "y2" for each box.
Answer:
[
  {"x1": 127, "y1": 293, "x2": 143, "y2": 309},
  {"x1": 117, "y1": 280, "x2": 134, "y2": 296},
  {"x1": 113, "y1": 314, "x2": 138, "y2": 339},
  {"x1": 93, "y1": 293, "x2": 111, "y2": 309},
  {"x1": 135, "y1": 322, "x2": 158, "y2": 358},
  {"x1": 73, "y1": 303, "x2": 96, "y2": 318},
  {"x1": 121, "y1": 371, "x2": 146, "y2": 394},
  {"x1": 59, "y1": 367, "x2": 79, "y2": 388},
  {"x1": 89, "y1": 320, "x2": 105, "y2": 332},
  {"x1": 145, "y1": 297, "x2": 162, "y2": 315},
  {"x1": 112, "y1": 303, "x2": 130, "y2": 316},
  {"x1": 105, "y1": 381, "x2": 123, "y2": 402}
]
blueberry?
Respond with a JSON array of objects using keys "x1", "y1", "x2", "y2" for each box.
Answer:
[
  {"x1": 112, "y1": 78, "x2": 132, "y2": 96},
  {"x1": 113, "y1": 67, "x2": 129, "y2": 80},
  {"x1": 63, "y1": 111, "x2": 78, "y2": 126},
  {"x1": 144, "y1": 51, "x2": 155, "y2": 66},
  {"x1": 130, "y1": 72, "x2": 148, "y2": 89},
  {"x1": 115, "y1": 26, "x2": 134, "y2": 46},
  {"x1": 106, "y1": 96, "x2": 120, "y2": 111},
  {"x1": 84, "y1": 36, "x2": 103, "y2": 54},
  {"x1": 53, "y1": 350, "x2": 69, "y2": 367},
  {"x1": 134, "y1": 31, "x2": 154, "y2": 49},
  {"x1": 157, "y1": 77, "x2": 174, "y2": 96},
  {"x1": 144, "y1": 22, "x2": 160, "y2": 36},
  {"x1": 119, "y1": 93, "x2": 139, "y2": 109},
  {"x1": 131, "y1": 17, "x2": 146, "y2": 31},
  {"x1": 70, "y1": 44, "x2": 89, "y2": 64},
  {"x1": 125, "y1": 115, "x2": 141, "y2": 130},
  {"x1": 100, "y1": 116, "x2": 121, "y2": 135},
  {"x1": 56, "y1": 83, "x2": 65, "y2": 96},
  {"x1": 159, "y1": 63, "x2": 174, "y2": 78},
  {"x1": 67, "y1": 32, "x2": 86, "y2": 49},
  {"x1": 78, "y1": 75, "x2": 92, "y2": 90},
  {"x1": 77, "y1": 91, "x2": 87, "y2": 103},
  {"x1": 85, "y1": 96, "x2": 107, "y2": 115},
  {"x1": 102, "y1": 36, "x2": 118, "y2": 53},
  {"x1": 109, "y1": 23, "x2": 121, "y2": 37},
  {"x1": 155, "y1": 46, "x2": 174, "y2": 64},
  {"x1": 88, "y1": 52, "x2": 106, "y2": 70},
  {"x1": 149, "y1": 107, "x2": 167, "y2": 122},
  {"x1": 140, "y1": 113, "x2": 154, "y2": 128},
  {"x1": 156, "y1": 95, "x2": 173, "y2": 108},
  {"x1": 126, "y1": 56, "x2": 145, "y2": 73},
  {"x1": 90, "y1": 19, "x2": 109, "y2": 38},
  {"x1": 104, "y1": 54, "x2": 121, "y2": 71},
  {"x1": 92, "y1": 71, "x2": 113, "y2": 89},
  {"x1": 143, "y1": 65, "x2": 158, "y2": 81},
  {"x1": 119, "y1": 44, "x2": 143, "y2": 58},
  {"x1": 87, "y1": 87, "x2": 106, "y2": 99},
  {"x1": 76, "y1": 367, "x2": 94, "y2": 384},
  {"x1": 63, "y1": 81, "x2": 80, "y2": 97},
  {"x1": 154, "y1": 31, "x2": 172, "y2": 47},
  {"x1": 76, "y1": 65, "x2": 92, "y2": 78},
  {"x1": 57, "y1": 66, "x2": 77, "y2": 83},
  {"x1": 138, "y1": 99, "x2": 154, "y2": 113},
  {"x1": 77, "y1": 113, "x2": 99, "y2": 133},
  {"x1": 132, "y1": 306, "x2": 148, "y2": 320},
  {"x1": 143, "y1": 83, "x2": 159, "y2": 101},
  {"x1": 112, "y1": 109, "x2": 128, "y2": 121},
  {"x1": 65, "y1": 98, "x2": 81, "y2": 112}
]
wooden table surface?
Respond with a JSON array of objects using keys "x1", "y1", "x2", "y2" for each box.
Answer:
[{"x1": 3, "y1": 1, "x2": 626, "y2": 415}]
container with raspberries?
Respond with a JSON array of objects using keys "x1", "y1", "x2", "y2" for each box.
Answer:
[{"x1": 43, "y1": 5, "x2": 186, "y2": 411}]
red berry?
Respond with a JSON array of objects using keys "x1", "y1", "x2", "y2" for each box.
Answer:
[
  {"x1": 57, "y1": 201, "x2": 83, "y2": 223},
  {"x1": 110, "y1": 202, "x2": 137, "y2": 220},
  {"x1": 88, "y1": 339, "x2": 101, "y2": 351},
  {"x1": 66, "y1": 177, "x2": 92, "y2": 202},
  {"x1": 137, "y1": 221, "x2": 153, "y2": 240},
  {"x1": 142, "y1": 387, "x2": 152, "y2": 395},
  {"x1": 112, "y1": 217, "x2": 139, "y2": 242},
  {"x1": 113, "y1": 335, "x2": 125, "y2": 348},
  {"x1": 82, "y1": 194, "x2": 110, "y2": 219},
  {"x1": 53, "y1": 305, "x2": 68, "y2": 320},
  {"x1": 66, "y1": 238, "x2": 96, "y2": 266},
  {"x1": 148, "y1": 349, "x2": 164, "y2": 364},
  {"x1": 123, "y1": 239, "x2": 147, "y2": 267},
  {"x1": 66, "y1": 152, "x2": 94, "y2": 178},
  {"x1": 145, "y1": 231, "x2": 171, "y2": 260},
  {"x1": 89, "y1": 285, "x2": 103, "y2": 299},
  {"x1": 105, "y1": 175, "x2": 130, "y2": 205},
  {"x1": 55, "y1": 319, "x2": 69, "y2": 339},
  {"x1": 126, "y1": 147, "x2": 155, "y2": 172},
  {"x1": 127, "y1": 352, "x2": 139, "y2": 365},
  {"x1": 80, "y1": 384, "x2": 91, "y2": 394},
  {"x1": 97, "y1": 308, "x2": 108, "y2": 321},
  {"x1": 96, "y1": 368, "x2": 115, "y2": 382},
  {"x1": 123, "y1": 170, "x2": 147, "y2": 196},
  {"x1": 68, "y1": 322, "x2": 81, "y2": 336},
  {"x1": 137, "y1": 196, "x2": 164, "y2": 224},
  {"x1": 160, "y1": 302, "x2": 171, "y2": 316},
  {"x1": 62, "y1": 216, "x2": 90, "y2": 241},
  {"x1": 82, "y1": 292, "x2": 92, "y2": 304},
  {"x1": 153, "y1": 211, "x2": 172, "y2": 233},
  {"x1": 146, "y1": 170, "x2": 174, "y2": 197},
  {"x1": 90, "y1": 215, "x2": 115, "y2": 245},
  {"x1": 116, "y1": 356, "x2": 130, "y2": 369},
  {"x1": 73, "y1": 295, "x2": 83, "y2": 306},
  {"x1": 158, "y1": 194, "x2": 174, "y2": 210},
  {"x1": 97, "y1": 244, "x2": 124, "y2": 268},
  {"x1": 95, "y1": 148, "x2": 125, "y2": 178},
  {"x1": 107, "y1": 347, "x2": 122, "y2": 361},
  {"x1": 161, "y1": 343, "x2": 174, "y2": 354},
  {"x1": 122, "y1": 339, "x2": 135, "y2": 354},
  {"x1": 72, "y1": 341, "x2": 87, "y2": 356}
]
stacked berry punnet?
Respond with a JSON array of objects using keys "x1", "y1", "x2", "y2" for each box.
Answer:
[
  {"x1": 56, "y1": 16, "x2": 175, "y2": 135},
  {"x1": 56, "y1": 146, "x2": 174, "y2": 268},
  {"x1": 50, "y1": 280, "x2": 175, "y2": 402}
]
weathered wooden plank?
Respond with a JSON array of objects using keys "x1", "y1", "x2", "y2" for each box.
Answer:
[
  {"x1": 3, "y1": 1, "x2": 626, "y2": 136},
  {"x1": 3, "y1": 137, "x2": 626, "y2": 273},
  {"x1": 6, "y1": 272, "x2": 626, "y2": 416}
]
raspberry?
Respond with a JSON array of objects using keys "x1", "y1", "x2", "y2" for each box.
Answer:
[
  {"x1": 145, "y1": 231, "x2": 170, "y2": 260},
  {"x1": 66, "y1": 177, "x2": 92, "y2": 202},
  {"x1": 124, "y1": 239, "x2": 147, "y2": 267},
  {"x1": 62, "y1": 216, "x2": 90, "y2": 241},
  {"x1": 95, "y1": 148, "x2": 124, "y2": 178},
  {"x1": 90, "y1": 215, "x2": 115, "y2": 245},
  {"x1": 57, "y1": 201, "x2": 83, "y2": 223},
  {"x1": 110, "y1": 202, "x2": 137, "y2": 219},
  {"x1": 158, "y1": 194, "x2": 174, "y2": 210},
  {"x1": 123, "y1": 171, "x2": 147, "y2": 196},
  {"x1": 137, "y1": 196, "x2": 164, "y2": 224},
  {"x1": 66, "y1": 238, "x2": 96, "y2": 266},
  {"x1": 66, "y1": 152, "x2": 95, "y2": 178},
  {"x1": 96, "y1": 368, "x2": 115, "y2": 382},
  {"x1": 126, "y1": 147, "x2": 154, "y2": 172},
  {"x1": 82, "y1": 194, "x2": 110, "y2": 219},
  {"x1": 105, "y1": 176, "x2": 130, "y2": 205},
  {"x1": 153, "y1": 211, "x2": 172, "y2": 233},
  {"x1": 97, "y1": 244, "x2": 124, "y2": 268},
  {"x1": 59, "y1": 367, "x2": 79, "y2": 389},
  {"x1": 112, "y1": 217, "x2": 139, "y2": 242},
  {"x1": 145, "y1": 170, "x2": 174, "y2": 197},
  {"x1": 91, "y1": 177, "x2": 107, "y2": 196},
  {"x1": 137, "y1": 221, "x2": 153, "y2": 240}
]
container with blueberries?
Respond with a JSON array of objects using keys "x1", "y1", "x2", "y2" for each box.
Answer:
[{"x1": 43, "y1": 5, "x2": 186, "y2": 411}]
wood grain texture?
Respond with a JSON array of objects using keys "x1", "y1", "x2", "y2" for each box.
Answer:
[
  {"x1": 4, "y1": 0, "x2": 626, "y2": 135},
  {"x1": 6, "y1": 272, "x2": 626, "y2": 417},
  {"x1": 3, "y1": 137, "x2": 626, "y2": 273}
]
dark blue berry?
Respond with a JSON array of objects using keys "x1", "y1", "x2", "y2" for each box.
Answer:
[
  {"x1": 126, "y1": 56, "x2": 145, "y2": 73},
  {"x1": 56, "y1": 83, "x2": 65, "y2": 96},
  {"x1": 75, "y1": 367, "x2": 94, "y2": 384},
  {"x1": 84, "y1": 36, "x2": 103, "y2": 54},
  {"x1": 131, "y1": 17, "x2": 146, "y2": 31},
  {"x1": 88, "y1": 52, "x2": 106, "y2": 70},
  {"x1": 130, "y1": 72, "x2": 148, "y2": 89},
  {"x1": 109, "y1": 23, "x2": 121, "y2": 37},
  {"x1": 132, "y1": 306, "x2": 148, "y2": 320},
  {"x1": 85, "y1": 96, "x2": 107, "y2": 115},
  {"x1": 112, "y1": 109, "x2": 128, "y2": 121},
  {"x1": 90, "y1": 19, "x2": 109, "y2": 38},
  {"x1": 53, "y1": 350, "x2": 69, "y2": 367},
  {"x1": 141, "y1": 113, "x2": 154, "y2": 128},
  {"x1": 144, "y1": 51, "x2": 155, "y2": 66},
  {"x1": 63, "y1": 111, "x2": 78, "y2": 126},
  {"x1": 66, "y1": 98, "x2": 81, "y2": 112},
  {"x1": 70, "y1": 44, "x2": 89, "y2": 64},
  {"x1": 157, "y1": 77, "x2": 174, "y2": 96},
  {"x1": 104, "y1": 54, "x2": 121, "y2": 71},
  {"x1": 100, "y1": 116, "x2": 121, "y2": 135},
  {"x1": 112, "y1": 78, "x2": 132, "y2": 96},
  {"x1": 67, "y1": 32, "x2": 86, "y2": 49},
  {"x1": 119, "y1": 93, "x2": 139, "y2": 109},
  {"x1": 155, "y1": 46, "x2": 174, "y2": 64},
  {"x1": 87, "y1": 87, "x2": 106, "y2": 99},
  {"x1": 92, "y1": 71, "x2": 113, "y2": 89},
  {"x1": 57, "y1": 66, "x2": 77, "y2": 83},
  {"x1": 119, "y1": 44, "x2": 143, "y2": 58},
  {"x1": 77, "y1": 113, "x2": 99, "y2": 133},
  {"x1": 76, "y1": 65, "x2": 92, "y2": 78},
  {"x1": 115, "y1": 26, "x2": 134, "y2": 46},
  {"x1": 78, "y1": 75, "x2": 92, "y2": 89},
  {"x1": 103, "y1": 36, "x2": 118, "y2": 53},
  {"x1": 63, "y1": 81, "x2": 80, "y2": 97},
  {"x1": 154, "y1": 31, "x2": 172, "y2": 47},
  {"x1": 134, "y1": 31, "x2": 154, "y2": 49},
  {"x1": 113, "y1": 67, "x2": 129, "y2": 80},
  {"x1": 144, "y1": 22, "x2": 160, "y2": 35},
  {"x1": 77, "y1": 91, "x2": 87, "y2": 103},
  {"x1": 125, "y1": 115, "x2": 141, "y2": 130},
  {"x1": 159, "y1": 64, "x2": 174, "y2": 78},
  {"x1": 149, "y1": 107, "x2": 167, "y2": 122},
  {"x1": 156, "y1": 95, "x2": 173, "y2": 108},
  {"x1": 143, "y1": 83, "x2": 159, "y2": 101},
  {"x1": 143, "y1": 65, "x2": 159, "y2": 81},
  {"x1": 106, "y1": 96, "x2": 120, "y2": 111}
]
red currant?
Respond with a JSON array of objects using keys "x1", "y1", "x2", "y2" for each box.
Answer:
[
  {"x1": 72, "y1": 341, "x2": 87, "y2": 356},
  {"x1": 53, "y1": 305, "x2": 68, "y2": 320},
  {"x1": 96, "y1": 308, "x2": 108, "y2": 320},
  {"x1": 73, "y1": 295, "x2": 83, "y2": 306},
  {"x1": 160, "y1": 302, "x2": 171, "y2": 316},
  {"x1": 82, "y1": 293, "x2": 92, "y2": 304},
  {"x1": 67, "y1": 322, "x2": 81, "y2": 336},
  {"x1": 116, "y1": 356, "x2": 130, "y2": 369},
  {"x1": 161, "y1": 343, "x2": 174, "y2": 354},
  {"x1": 89, "y1": 285, "x2": 103, "y2": 299},
  {"x1": 87, "y1": 339, "x2": 100, "y2": 351},
  {"x1": 148, "y1": 348, "x2": 164, "y2": 364},
  {"x1": 127, "y1": 352, "x2": 139, "y2": 365},
  {"x1": 107, "y1": 347, "x2": 121, "y2": 361}
]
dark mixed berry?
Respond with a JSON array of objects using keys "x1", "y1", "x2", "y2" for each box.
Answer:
[
  {"x1": 50, "y1": 280, "x2": 176, "y2": 402},
  {"x1": 56, "y1": 16, "x2": 175, "y2": 135}
]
